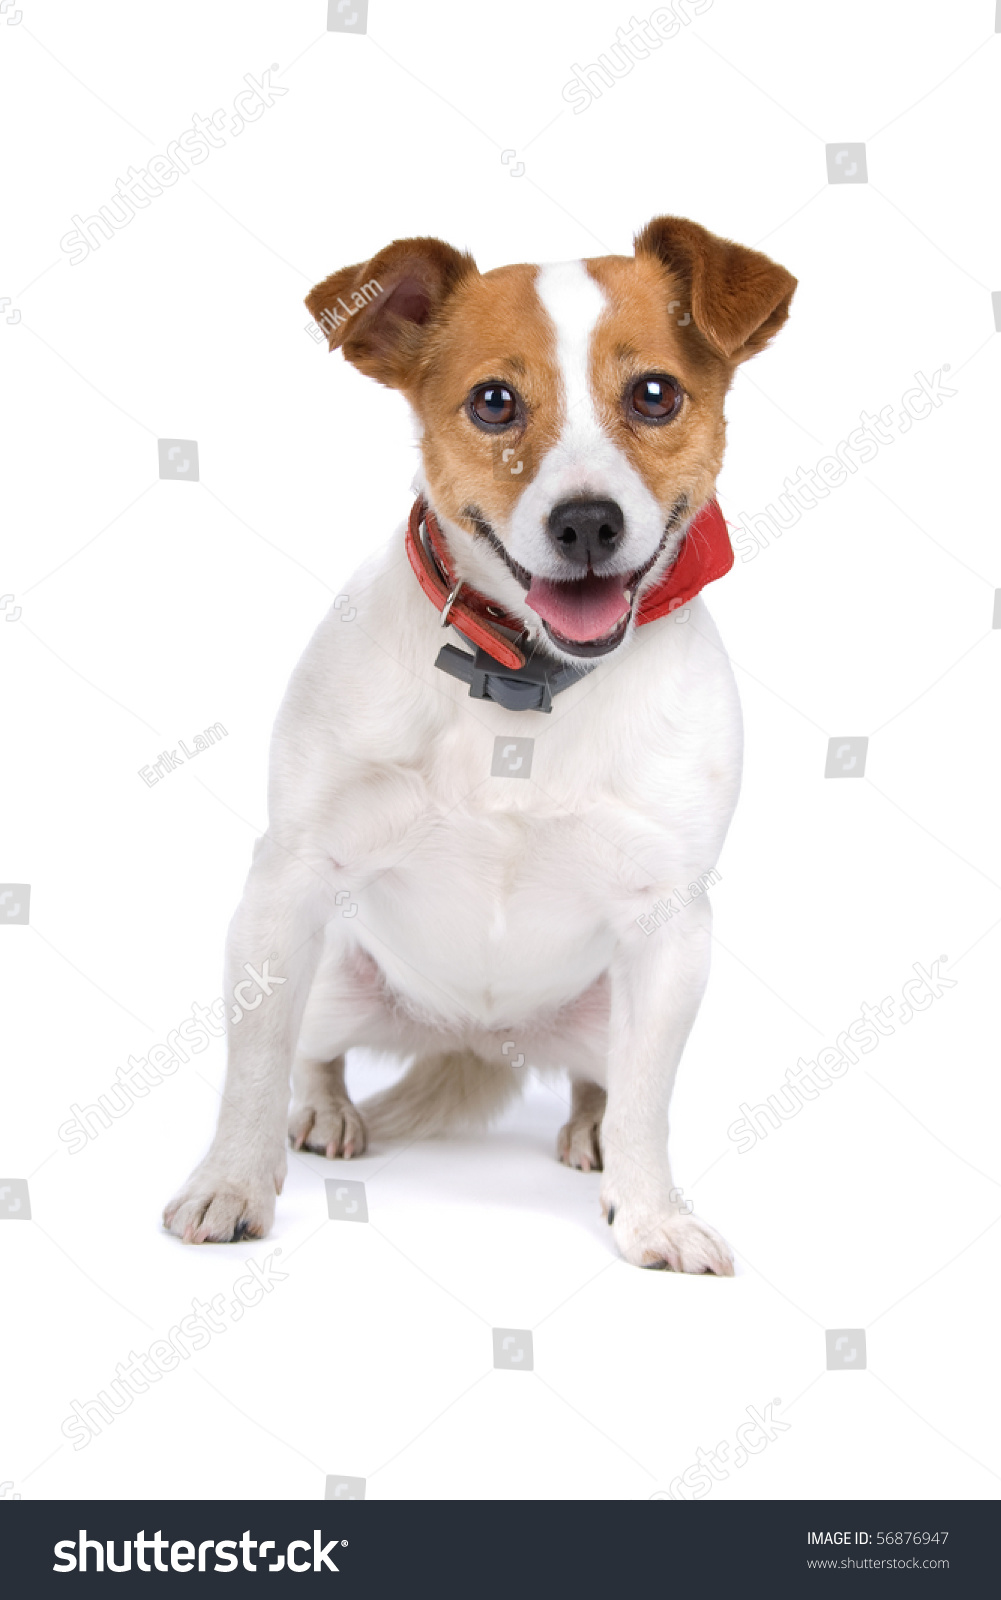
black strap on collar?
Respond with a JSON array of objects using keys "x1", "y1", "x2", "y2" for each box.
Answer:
[{"x1": 435, "y1": 639, "x2": 592, "y2": 713}]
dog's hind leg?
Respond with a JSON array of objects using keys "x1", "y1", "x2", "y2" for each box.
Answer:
[
  {"x1": 360, "y1": 1049, "x2": 522, "y2": 1142},
  {"x1": 557, "y1": 1080, "x2": 606, "y2": 1172},
  {"x1": 289, "y1": 1054, "x2": 367, "y2": 1159}
]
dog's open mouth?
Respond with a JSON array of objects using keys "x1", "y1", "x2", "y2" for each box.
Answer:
[
  {"x1": 525, "y1": 571, "x2": 634, "y2": 656},
  {"x1": 464, "y1": 496, "x2": 688, "y2": 659}
]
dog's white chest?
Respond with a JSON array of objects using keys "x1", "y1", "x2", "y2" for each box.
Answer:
[
  {"x1": 346, "y1": 780, "x2": 625, "y2": 1026},
  {"x1": 322, "y1": 699, "x2": 727, "y2": 1029},
  {"x1": 288, "y1": 578, "x2": 742, "y2": 1037}
]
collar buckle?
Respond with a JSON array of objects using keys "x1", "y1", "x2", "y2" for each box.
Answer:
[{"x1": 439, "y1": 579, "x2": 463, "y2": 628}]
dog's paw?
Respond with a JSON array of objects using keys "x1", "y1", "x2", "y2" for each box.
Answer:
[
  {"x1": 288, "y1": 1098, "x2": 367, "y2": 1160},
  {"x1": 557, "y1": 1109, "x2": 603, "y2": 1172},
  {"x1": 163, "y1": 1168, "x2": 278, "y2": 1244},
  {"x1": 601, "y1": 1193, "x2": 734, "y2": 1275}
]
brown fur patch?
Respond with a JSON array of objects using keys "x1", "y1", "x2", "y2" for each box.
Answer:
[
  {"x1": 633, "y1": 215, "x2": 797, "y2": 362},
  {"x1": 586, "y1": 252, "x2": 732, "y2": 519},
  {"x1": 307, "y1": 246, "x2": 568, "y2": 540},
  {"x1": 411, "y1": 264, "x2": 564, "y2": 534},
  {"x1": 305, "y1": 236, "x2": 476, "y2": 388}
]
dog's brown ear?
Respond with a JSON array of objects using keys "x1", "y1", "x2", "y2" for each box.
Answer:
[
  {"x1": 305, "y1": 236, "x2": 476, "y2": 389},
  {"x1": 634, "y1": 216, "x2": 796, "y2": 363}
]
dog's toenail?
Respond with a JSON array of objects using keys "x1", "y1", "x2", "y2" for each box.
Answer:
[{"x1": 607, "y1": 1205, "x2": 615, "y2": 1225}]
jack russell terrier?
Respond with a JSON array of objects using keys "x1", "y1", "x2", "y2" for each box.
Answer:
[{"x1": 164, "y1": 216, "x2": 796, "y2": 1272}]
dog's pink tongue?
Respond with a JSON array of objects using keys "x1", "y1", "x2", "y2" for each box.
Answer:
[{"x1": 526, "y1": 572, "x2": 629, "y2": 642}]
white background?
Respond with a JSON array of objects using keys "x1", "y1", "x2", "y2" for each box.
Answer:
[{"x1": 1, "y1": 0, "x2": 999, "y2": 1502}]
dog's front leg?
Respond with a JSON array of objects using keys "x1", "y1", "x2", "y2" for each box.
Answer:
[
  {"x1": 601, "y1": 896, "x2": 733, "y2": 1275},
  {"x1": 163, "y1": 840, "x2": 332, "y2": 1243}
]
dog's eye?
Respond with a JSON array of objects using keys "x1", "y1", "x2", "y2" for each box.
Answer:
[
  {"x1": 469, "y1": 383, "x2": 518, "y2": 428},
  {"x1": 629, "y1": 374, "x2": 682, "y2": 422}
]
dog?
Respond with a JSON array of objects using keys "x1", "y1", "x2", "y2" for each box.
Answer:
[{"x1": 163, "y1": 216, "x2": 795, "y2": 1272}]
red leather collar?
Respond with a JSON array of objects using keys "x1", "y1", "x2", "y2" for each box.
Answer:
[
  {"x1": 634, "y1": 497, "x2": 734, "y2": 623},
  {"x1": 406, "y1": 497, "x2": 527, "y2": 670},
  {"x1": 405, "y1": 496, "x2": 733, "y2": 668}
]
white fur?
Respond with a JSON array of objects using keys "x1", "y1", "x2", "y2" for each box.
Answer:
[{"x1": 164, "y1": 521, "x2": 742, "y2": 1271}]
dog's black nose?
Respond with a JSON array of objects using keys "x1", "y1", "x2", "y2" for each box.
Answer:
[{"x1": 547, "y1": 499, "x2": 624, "y2": 569}]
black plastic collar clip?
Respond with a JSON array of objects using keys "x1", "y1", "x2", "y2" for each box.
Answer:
[{"x1": 435, "y1": 642, "x2": 592, "y2": 713}]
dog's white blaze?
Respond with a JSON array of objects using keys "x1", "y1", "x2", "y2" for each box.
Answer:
[
  {"x1": 535, "y1": 259, "x2": 606, "y2": 450},
  {"x1": 502, "y1": 260, "x2": 667, "y2": 588}
]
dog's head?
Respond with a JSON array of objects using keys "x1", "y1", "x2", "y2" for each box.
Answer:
[{"x1": 306, "y1": 218, "x2": 795, "y2": 661}]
